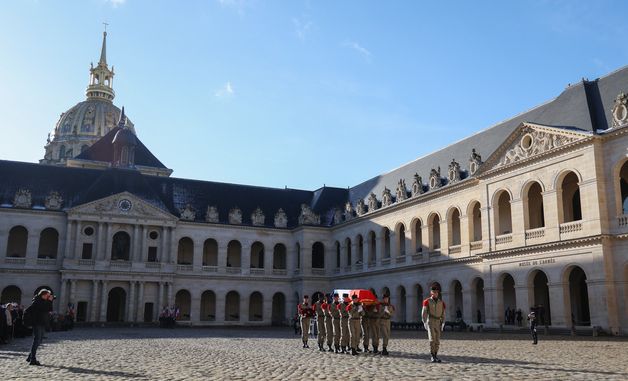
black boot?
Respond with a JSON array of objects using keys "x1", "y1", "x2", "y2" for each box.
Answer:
[
  {"x1": 382, "y1": 346, "x2": 389, "y2": 356},
  {"x1": 434, "y1": 352, "x2": 442, "y2": 363},
  {"x1": 335, "y1": 345, "x2": 340, "y2": 353},
  {"x1": 303, "y1": 341, "x2": 307, "y2": 348},
  {"x1": 364, "y1": 346, "x2": 370, "y2": 353},
  {"x1": 373, "y1": 345, "x2": 379, "y2": 354},
  {"x1": 430, "y1": 352, "x2": 437, "y2": 363},
  {"x1": 357, "y1": 346, "x2": 363, "y2": 353},
  {"x1": 341, "y1": 346, "x2": 346, "y2": 353},
  {"x1": 351, "y1": 348, "x2": 358, "y2": 356}
]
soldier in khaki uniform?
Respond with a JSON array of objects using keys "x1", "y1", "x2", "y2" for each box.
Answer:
[
  {"x1": 314, "y1": 295, "x2": 327, "y2": 351},
  {"x1": 368, "y1": 303, "x2": 381, "y2": 353},
  {"x1": 361, "y1": 304, "x2": 371, "y2": 352},
  {"x1": 329, "y1": 293, "x2": 342, "y2": 353},
  {"x1": 378, "y1": 294, "x2": 395, "y2": 356},
  {"x1": 297, "y1": 295, "x2": 314, "y2": 348},
  {"x1": 421, "y1": 286, "x2": 445, "y2": 362},
  {"x1": 339, "y1": 293, "x2": 351, "y2": 353},
  {"x1": 323, "y1": 295, "x2": 334, "y2": 352},
  {"x1": 348, "y1": 294, "x2": 364, "y2": 356}
]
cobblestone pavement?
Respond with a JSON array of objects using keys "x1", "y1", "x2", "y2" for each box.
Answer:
[{"x1": 1, "y1": 327, "x2": 627, "y2": 380}]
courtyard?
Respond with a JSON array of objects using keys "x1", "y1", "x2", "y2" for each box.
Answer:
[{"x1": 1, "y1": 327, "x2": 627, "y2": 380}]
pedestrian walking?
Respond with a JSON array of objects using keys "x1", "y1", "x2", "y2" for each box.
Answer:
[
  {"x1": 24, "y1": 289, "x2": 53, "y2": 366},
  {"x1": 422, "y1": 285, "x2": 445, "y2": 363}
]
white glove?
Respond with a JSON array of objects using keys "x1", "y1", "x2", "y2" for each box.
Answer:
[
  {"x1": 423, "y1": 322, "x2": 429, "y2": 331},
  {"x1": 358, "y1": 305, "x2": 363, "y2": 313},
  {"x1": 384, "y1": 306, "x2": 389, "y2": 314},
  {"x1": 441, "y1": 322, "x2": 445, "y2": 331}
]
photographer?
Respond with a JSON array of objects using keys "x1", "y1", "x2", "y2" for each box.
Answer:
[{"x1": 25, "y1": 289, "x2": 53, "y2": 366}]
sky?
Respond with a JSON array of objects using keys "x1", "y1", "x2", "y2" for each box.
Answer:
[{"x1": 1, "y1": 0, "x2": 628, "y2": 190}]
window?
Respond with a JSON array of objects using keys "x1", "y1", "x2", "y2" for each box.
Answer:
[{"x1": 81, "y1": 243, "x2": 93, "y2": 259}]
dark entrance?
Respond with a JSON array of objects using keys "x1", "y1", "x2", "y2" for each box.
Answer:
[
  {"x1": 106, "y1": 287, "x2": 126, "y2": 322},
  {"x1": 144, "y1": 302, "x2": 154, "y2": 323}
]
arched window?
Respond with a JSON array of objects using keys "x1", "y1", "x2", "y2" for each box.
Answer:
[
  {"x1": 525, "y1": 182, "x2": 545, "y2": 229},
  {"x1": 560, "y1": 172, "x2": 582, "y2": 223},
  {"x1": 203, "y1": 239, "x2": 218, "y2": 266},
  {"x1": 111, "y1": 231, "x2": 131, "y2": 261},
  {"x1": 620, "y1": 161, "x2": 628, "y2": 214},
  {"x1": 175, "y1": 290, "x2": 191, "y2": 320},
  {"x1": 345, "y1": 238, "x2": 352, "y2": 266},
  {"x1": 6, "y1": 226, "x2": 28, "y2": 258},
  {"x1": 428, "y1": 213, "x2": 441, "y2": 250},
  {"x1": 273, "y1": 243, "x2": 287, "y2": 270},
  {"x1": 249, "y1": 292, "x2": 263, "y2": 321},
  {"x1": 567, "y1": 266, "x2": 590, "y2": 326},
  {"x1": 271, "y1": 292, "x2": 286, "y2": 325},
  {"x1": 412, "y1": 218, "x2": 423, "y2": 253},
  {"x1": 200, "y1": 290, "x2": 216, "y2": 321},
  {"x1": 468, "y1": 201, "x2": 482, "y2": 242},
  {"x1": 250, "y1": 241, "x2": 264, "y2": 268},
  {"x1": 295, "y1": 243, "x2": 301, "y2": 269},
  {"x1": 368, "y1": 231, "x2": 376, "y2": 263},
  {"x1": 0, "y1": 285, "x2": 22, "y2": 305},
  {"x1": 227, "y1": 240, "x2": 242, "y2": 268},
  {"x1": 335, "y1": 241, "x2": 341, "y2": 268},
  {"x1": 494, "y1": 191, "x2": 512, "y2": 235},
  {"x1": 356, "y1": 235, "x2": 364, "y2": 264},
  {"x1": 396, "y1": 223, "x2": 406, "y2": 256},
  {"x1": 38, "y1": 228, "x2": 59, "y2": 259},
  {"x1": 448, "y1": 208, "x2": 461, "y2": 246},
  {"x1": 312, "y1": 242, "x2": 325, "y2": 269},
  {"x1": 177, "y1": 237, "x2": 194, "y2": 265},
  {"x1": 382, "y1": 227, "x2": 391, "y2": 258},
  {"x1": 225, "y1": 291, "x2": 240, "y2": 321}
]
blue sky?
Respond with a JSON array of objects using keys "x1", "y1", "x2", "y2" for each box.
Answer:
[{"x1": 1, "y1": 0, "x2": 627, "y2": 190}]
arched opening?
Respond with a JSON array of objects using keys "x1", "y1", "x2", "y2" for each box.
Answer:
[
  {"x1": 37, "y1": 228, "x2": 59, "y2": 259},
  {"x1": 495, "y1": 190, "x2": 512, "y2": 235},
  {"x1": 6, "y1": 226, "x2": 28, "y2": 257},
  {"x1": 449, "y1": 208, "x2": 461, "y2": 246},
  {"x1": 356, "y1": 235, "x2": 364, "y2": 264},
  {"x1": 225, "y1": 291, "x2": 240, "y2": 321},
  {"x1": 249, "y1": 292, "x2": 263, "y2": 321},
  {"x1": 396, "y1": 223, "x2": 406, "y2": 256},
  {"x1": 469, "y1": 201, "x2": 482, "y2": 242},
  {"x1": 397, "y1": 286, "x2": 407, "y2": 322},
  {"x1": 560, "y1": 172, "x2": 582, "y2": 223},
  {"x1": 335, "y1": 241, "x2": 341, "y2": 268},
  {"x1": 111, "y1": 231, "x2": 131, "y2": 260},
  {"x1": 203, "y1": 239, "x2": 218, "y2": 266},
  {"x1": 412, "y1": 218, "x2": 423, "y2": 253},
  {"x1": 471, "y1": 278, "x2": 485, "y2": 323},
  {"x1": 227, "y1": 240, "x2": 242, "y2": 268},
  {"x1": 368, "y1": 231, "x2": 377, "y2": 264},
  {"x1": 525, "y1": 182, "x2": 545, "y2": 229},
  {"x1": 312, "y1": 242, "x2": 325, "y2": 269},
  {"x1": 0, "y1": 285, "x2": 22, "y2": 304},
  {"x1": 200, "y1": 290, "x2": 216, "y2": 321},
  {"x1": 568, "y1": 266, "x2": 590, "y2": 326},
  {"x1": 250, "y1": 241, "x2": 264, "y2": 269},
  {"x1": 382, "y1": 227, "x2": 391, "y2": 258},
  {"x1": 428, "y1": 213, "x2": 441, "y2": 250},
  {"x1": 273, "y1": 243, "x2": 287, "y2": 270},
  {"x1": 295, "y1": 243, "x2": 301, "y2": 269},
  {"x1": 345, "y1": 238, "x2": 352, "y2": 266},
  {"x1": 175, "y1": 290, "x2": 191, "y2": 320},
  {"x1": 451, "y1": 280, "x2": 463, "y2": 320},
  {"x1": 531, "y1": 270, "x2": 551, "y2": 325},
  {"x1": 272, "y1": 292, "x2": 286, "y2": 326},
  {"x1": 177, "y1": 237, "x2": 194, "y2": 265},
  {"x1": 620, "y1": 161, "x2": 628, "y2": 214},
  {"x1": 106, "y1": 287, "x2": 126, "y2": 322},
  {"x1": 502, "y1": 274, "x2": 516, "y2": 325}
]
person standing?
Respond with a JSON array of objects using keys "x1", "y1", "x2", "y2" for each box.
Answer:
[
  {"x1": 361, "y1": 304, "x2": 371, "y2": 353},
  {"x1": 297, "y1": 295, "x2": 314, "y2": 348},
  {"x1": 322, "y1": 295, "x2": 334, "y2": 352},
  {"x1": 314, "y1": 295, "x2": 327, "y2": 351},
  {"x1": 347, "y1": 294, "x2": 364, "y2": 356},
  {"x1": 422, "y1": 285, "x2": 445, "y2": 363},
  {"x1": 329, "y1": 293, "x2": 342, "y2": 353},
  {"x1": 339, "y1": 293, "x2": 351, "y2": 354},
  {"x1": 527, "y1": 310, "x2": 538, "y2": 345},
  {"x1": 379, "y1": 294, "x2": 395, "y2": 356},
  {"x1": 25, "y1": 289, "x2": 53, "y2": 366},
  {"x1": 367, "y1": 303, "x2": 381, "y2": 353}
]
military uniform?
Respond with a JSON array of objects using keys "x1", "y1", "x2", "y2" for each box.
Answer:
[
  {"x1": 422, "y1": 295, "x2": 445, "y2": 362},
  {"x1": 329, "y1": 298, "x2": 342, "y2": 352},
  {"x1": 339, "y1": 298, "x2": 351, "y2": 353},
  {"x1": 378, "y1": 300, "x2": 395, "y2": 355},
  {"x1": 361, "y1": 305, "x2": 370, "y2": 352},
  {"x1": 298, "y1": 300, "x2": 314, "y2": 348},
  {"x1": 347, "y1": 298, "x2": 364, "y2": 356},
  {"x1": 323, "y1": 299, "x2": 334, "y2": 351},
  {"x1": 314, "y1": 299, "x2": 327, "y2": 351},
  {"x1": 368, "y1": 304, "x2": 381, "y2": 353}
]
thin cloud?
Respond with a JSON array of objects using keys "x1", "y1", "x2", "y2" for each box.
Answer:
[
  {"x1": 214, "y1": 81, "x2": 235, "y2": 98},
  {"x1": 292, "y1": 18, "x2": 313, "y2": 41},
  {"x1": 105, "y1": 0, "x2": 126, "y2": 7},
  {"x1": 343, "y1": 40, "x2": 372, "y2": 61}
]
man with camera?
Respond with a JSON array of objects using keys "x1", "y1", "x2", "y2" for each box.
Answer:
[{"x1": 25, "y1": 289, "x2": 54, "y2": 366}]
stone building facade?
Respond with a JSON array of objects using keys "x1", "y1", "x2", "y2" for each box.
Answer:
[{"x1": 1, "y1": 33, "x2": 627, "y2": 335}]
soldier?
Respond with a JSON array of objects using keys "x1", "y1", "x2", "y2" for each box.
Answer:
[
  {"x1": 368, "y1": 302, "x2": 381, "y2": 354},
  {"x1": 422, "y1": 285, "x2": 445, "y2": 363},
  {"x1": 329, "y1": 293, "x2": 342, "y2": 353},
  {"x1": 361, "y1": 303, "x2": 371, "y2": 353},
  {"x1": 527, "y1": 309, "x2": 538, "y2": 345},
  {"x1": 314, "y1": 294, "x2": 327, "y2": 351},
  {"x1": 347, "y1": 293, "x2": 364, "y2": 356},
  {"x1": 379, "y1": 294, "x2": 395, "y2": 356},
  {"x1": 339, "y1": 293, "x2": 351, "y2": 354},
  {"x1": 322, "y1": 294, "x2": 334, "y2": 352},
  {"x1": 297, "y1": 295, "x2": 314, "y2": 348}
]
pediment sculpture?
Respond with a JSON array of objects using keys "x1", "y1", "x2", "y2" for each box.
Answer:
[
  {"x1": 412, "y1": 173, "x2": 424, "y2": 196},
  {"x1": 498, "y1": 129, "x2": 579, "y2": 168},
  {"x1": 298, "y1": 204, "x2": 320, "y2": 225},
  {"x1": 367, "y1": 192, "x2": 379, "y2": 212},
  {"x1": 612, "y1": 92, "x2": 628, "y2": 128},
  {"x1": 274, "y1": 208, "x2": 288, "y2": 228},
  {"x1": 205, "y1": 206, "x2": 219, "y2": 223},
  {"x1": 229, "y1": 207, "x2": 243, "y2": 224},
  {"x1": 333, "y1": 208, "x2": 343, "y2": 225},
  {"x1": 180, "y1": 204, "x2": 196, "y2": 221},
  {"x1": 251, "y1": 207, "x2": 265, "y2": 226},
  {"x1": 429, "y1": 167, "x2": 442, "y2": 190},
  {"x1": 344, "y1": 201, "x2": 354, "y2": 221},
  {"x1": 469, "y1": 149, "x2": 482, "y2": 175},
  {"x1": 13, "y1": 189, "x2": 32, "y2": 208},
  {"x1": 45, "y1": 191, "x2": 63, "y2": 210},
  {"x1": 355, "y1": 199, "x2": 366, "y2": 216},
  {"x1": 381, "y1": 187, "x2": 393, "y2": 207},
  {"x1": 396, "y1": 179, "x2": 408, "y2": 202}
]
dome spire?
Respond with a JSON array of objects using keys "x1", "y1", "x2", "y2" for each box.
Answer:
[
  {"x1": 99, "y1": 26, "x2": 107, "y2": 65},
  {"x1": 86, "y1": 28, "x2": 115, "y2": 102}
]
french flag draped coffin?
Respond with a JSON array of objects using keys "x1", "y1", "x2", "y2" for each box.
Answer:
[{"x1": 349, "y1": 289, "x2": 379, "y2": 305}]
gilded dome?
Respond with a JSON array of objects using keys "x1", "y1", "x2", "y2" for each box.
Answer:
[{"x1": 53, "y1": 99, "x2": 134, "y2": 140}]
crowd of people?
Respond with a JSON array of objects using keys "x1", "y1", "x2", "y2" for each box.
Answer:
[
  {"x1": 504, "y1": 307, "x2": 524, "y2": 326},
  {"x1": 0, "y1": 303, "x2": 29, "y2": 344},
  {"x1": 158, "y1": 306, "x2": 180, "y2": 328}
]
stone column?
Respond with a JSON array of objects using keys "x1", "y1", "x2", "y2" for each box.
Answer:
[
  {"x1": 459, "y1": 215, "x2": 470, "y2": 255},
  {"x1": 301, "y1": 244, "x2": 312, "y2": 275},
  {"x1": 95, "y1": 222, "x2": 104, "y2": 260},
  {"x1": 215, "y1": 293, "x2": 226, "y2": 323},
  {"x1": 439, "y1": 219, "x2": 448, "y2": 256},
  {"x1": 69, "y1": 279, "x2": 77, "y2": 306},
  {"x1": 58, "y1": 279, "x2": 68, "y2": 312},
  {"x1": 480, "y1": 206, "x2": 491, "y2": 252},
  {"x1": 406, "y1": 292, "x2": 417, "y2": 322},
  {"x1": 285, "y1": 245, "x2": 295, "y2": 275},
  {"x1": 263, "y1": 242, "x2": 273, "y2": 274},
  {"x1": 167, "y1": 282, "x2": 174, "y2": 306},
  {"x1": 241, "y1": 243, "x2": 251, "y2": 275},
  {"x1": 132, "y1": 225, "x2": 140, "y2": 263},
  {"x1": 139, "y1": 226, "x2": 147, "y2": 263},
  {"x1": 462, "y1": 289, "x2": 473, "y2": 324},
  {"x1": 547, "y1": 282, "x2": 568, "y2": 327},
  {"x1": 73, "y1": 221, "x2": 83, "y2": 260},
  {"x1": 483, "y1": 287, "x2": 497, "y2": 326},
  {"x1": 127, "y1": 281, "x2": 136, "y2": 322},
  {"x1": 26, "y1": 227, "x2": 39, "y2": 261},
  {"x1": 63, "y1": 220, "x2": 74, "y2": 260},
  {"x1": 90, "y1": 280, "x2": 99, "y2": 322},
  {"x1": 263, "y1": 294, "x2": 273, "y2": 324},
  {"x1": 104, "y1": 223, "x2": 112, "y2": 261},
  {"x1": 541, "y1": 190, "x2": 560, "y2": 242},
  {"x1": 159, "y1": 227, "x2": 167, "y2": 263},
  {"x1": 240, "y1": 294, "x2": 249, "y2": 323},
  {"x1": 421, "y1": 225, "x2": 430, "y2": 260},
  {"x1": 100, "y1": 280, "x2": 108, "y2": 322},
  {"x1": 136, "y1": 282, "x2": 145, "y2": 323},
  {"x1": 169, "y1": 228, "x2": 177, "y2": 264},
  {"x1": 190, "y1": 291, "x2": 200, "y2": 323},
  {"x1": 339, "y1": 243, "x2": 348, "y2": 270},
  {"x1": 157, "y1": 282, "x2": 165, "y2": 314},
  {"x1": 193, "y1": 239, "x2": 203, "y2": 270},
  {"x1": 515, "y1": 285, "x2": 532, "y2": 318},
  {"x1": 217, "y1": 243, "x2": 228, "y2": 273},
  {"x1": 510, "y1": 198, "x2": 525, "y2": 247}
]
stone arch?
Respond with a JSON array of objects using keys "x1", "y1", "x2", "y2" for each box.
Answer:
[
  {"x1": 355, "y1": 234, "x2": 364, "y2": 264},
  {"x1": 273, "y1": 243, "x2": 287, "y2": 270},
  {"x1": 335, "y1": 241, "x2": 341, "y2": 268},
  {"x1": 395, "y1": 222, "x2": 406, "y2": 257},
  {"x1": 528, "y1": 269, "x2": 551, "y2": 325},
  {"x1": 295, "y1": 242, "x2": 301, "y2": 269},
  {"x1": 493, "y1": 189, "x2": 513, "y2": 235},
  {"x1": 0, "y1": 285, "x2": 22, "y2": 304},
  {"x1": 225, "y1": 291, "x2": 240, "y2": 321},
  {"x1": 411, "y1": 217, "x2": 423, "y2": 253},
  {"x1": 450, "y1": 279, "x2": 463, "y2": 320},
  {"x1": 175, "y1": 289, "x2": 191, "y2": 320},
  {"x1": 37, "y1": 227, "x2": 59, "y2": 259},
  {"x1": 427, "y1": 213, "x2": 441, "y2": 250},
  {"x1": 496, "y1": 272, "x2": 517, "y2": 325},
  {"x1": 106, "y1": 287, "x2": 126, "y2": 322},
  {"x1": 344, "y1": 237, "x2": 352, "y2": 267},
  {"x1": 272, "y1": 292, "x2": 286, "y2": 325},
  {"x1": 555, "y1": 170, "x2": 583, "y2": 223},
  {"x1": 367, "y1": 230, "x2": 377, "y2": 264},
  {"x1": 467, "y1": 200, "x2": 482, "y2": 242},
  {"x1": 200, "y1": 290, "x2": 216, "y2": 321},
  {"x1": 382, "y1": 226, "x2": 391, "y2": 259},
  {"x1": 203, "y1": 239, "x2": 218, "y2": 266},
  {"x1": 249, "y1": 291, "x2": 263, "y2": 321},
  {"x1": 250, "y1": 241, "x2": 265, "y2": 269},
  {"x1": 523, "y1": 181, "x2": 545, "y2": 229},
  {"x1": 471, "y1": 277, "x2": 485, "y2": 323},
  {"x1": 227, "y1": 240, "x2": 242, "y2": 268},
  {"x1": 412, "y1": 283, "x2": 425, "y2": 322},
  {"x1": 447, "y1": 206, "x2": 462, "y2": 246},
  {"x1": 563, "y1": 265, "x2": 591, "y2": 326},
  {"x1": 177, "y1": 237, "x2": 194, "y2": 265},
  {"x1": 6, "y1": 226, "x2": 28, "y2": 258},
  {"x1": 397, "y1": 285, "x2": 407, "y2": 322},
  {"x1": 111, "y1": 231, "x2": 131, "y2": 261},
  {"x1": 312, "y1": 242, "x2": 325, "y2": 269},
  {"x1": 613, "y1": 159, "x2": 628, "y2": 215}
]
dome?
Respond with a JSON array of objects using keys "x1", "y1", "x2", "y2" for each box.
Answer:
[{"x1": 53, "y1": 99, "x2": 135, "y2": 140}]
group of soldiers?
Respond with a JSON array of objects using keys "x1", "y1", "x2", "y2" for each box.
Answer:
[{"x1": 297, "y1": 292, "x2": 395, "y2": 356}]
